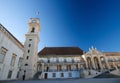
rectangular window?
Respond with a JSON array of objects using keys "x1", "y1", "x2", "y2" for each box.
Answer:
[
  {"x1": 26, "y1": 56, "x2": 29, "y2": 60},
  {"x1": 28, "y1": 50, "x2": 30, "y2": 53},
  {"x1": 7, "y1": 70, "x2": 12, "y2": 79},
  {"x1": 69, "y1": 72, "x2": 72, "y2": 77},
  {"x1": 53, "y1": 73, "x2": 56, "y2": 77},
  {"x1": 0, "y1": 47, "x2": 7, "y2": 63},
  {"x1": 61, "y1": 73, "x2": 64, "y2": 77},
  {"x1": 18, "y1": 57, "x2": 23, "y2": 67},
  {"x1": 11, "y1": 54, "x2": 17, "y2": 66},
  {"x1": 16, "y1": 71, "x2": 19, "y2": 78}
]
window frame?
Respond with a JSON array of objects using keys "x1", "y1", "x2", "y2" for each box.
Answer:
[
  {"x1": 0, "y1": 47, "x2": 7, "y2": 63},
  {"x1": 10, "y1": 53, "x2": 17, "y2": 66},
  {"x1": 61, "y1": 73, "x2": 64, "y2": 77},
  {"x1": 69, "y1": 72, "x2": 72, "y2": 77},
  {"x1": 7, "y1": 70, "x2": 12, "y2": 79},
  {"x1": 52, "y1": 73, "x2": 56, "y2": 77},
  {"x1": 18, "y1": 57, "x2": 23, "y2": 67}
]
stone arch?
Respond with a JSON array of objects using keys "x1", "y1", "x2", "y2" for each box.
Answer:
[
  {"x1": 46, "y1": 66, "x2": 49, "y2": 71},
  {"x1": 57, "y1": 65, "x2": 62, "y2": 71},
  {"x1": 31, "y1": 27, "x2": 35, "y2": 32},
  {"x1": 67, "y1": 65, "x2": 71, "y2": 71},
  {"x1": 37, "y1": 63, "x2": 42, "y2": 71},
  {"x1": 87, "y1": 57, "x2": 92, "y2": 69},
  {"x1": 94, "y1": 57, "x2": 100, "y2": 70},
  {"x1": 48, "y1": 59, "x2": 50, "y2": 63},
  {"x1": 75, "y1": 64, "x2": 78, "y2": 70}
]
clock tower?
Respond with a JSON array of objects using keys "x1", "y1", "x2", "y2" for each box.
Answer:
[{"x1": 22, "y1": 18, "x2": 40, "y2": 80}]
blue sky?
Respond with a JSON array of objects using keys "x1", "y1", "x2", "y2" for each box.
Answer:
[{"x1": 0, "y1": 0, "x2": 120, "y2": 52}]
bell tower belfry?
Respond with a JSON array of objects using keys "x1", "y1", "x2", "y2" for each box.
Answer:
[{"x1": 22, "y1": 18, "x2": 40, "y2": 80}]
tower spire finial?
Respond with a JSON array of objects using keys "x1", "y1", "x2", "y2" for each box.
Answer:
[{"x1": 36, "y1": 11, "x2": 40, "y2": 18}]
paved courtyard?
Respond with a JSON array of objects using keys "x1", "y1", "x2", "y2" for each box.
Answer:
[{"x1": 0, "y1": 78, "x2": 120, "y2": 83}]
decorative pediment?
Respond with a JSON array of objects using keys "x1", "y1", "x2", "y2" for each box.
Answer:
[{"x1": 85, "y1": 46, "x2": 103, "y2": 56}]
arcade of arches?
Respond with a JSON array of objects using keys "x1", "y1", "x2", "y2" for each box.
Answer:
[
  {"x1": 86, "y1": 56, "x2": 108, "y2": 70},
  {"x1": 82, "y1": 47, "x2": 120, "y2": 71}
]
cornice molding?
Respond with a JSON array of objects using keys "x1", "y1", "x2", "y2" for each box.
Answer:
[{"x1": 0, "y1": 24, "x2": 24, "y2": 51}]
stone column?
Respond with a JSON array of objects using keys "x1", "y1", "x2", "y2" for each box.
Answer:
[
  {"x1": 41, "y1": 63, "x2": 44, "y2": 79},
  {"x1": 78, "y1": 63, "x2": 80, "y2": 70},
  {"x1": 91, "y1": 57, "x2": 96, "y2": 70},
  {"x1": 104, "y1": 56, "x2": 110, "y2": 69},
  {"x1": 77, "y1": 63, "x2": 79, "y2": 70},
  {"x1": 84, "y1": 56, "x2": 88, "y2": 69},
  {"x1": 62, "y1": 63, "x2": 63, "y2": 71},
  {"x1": 85, "y1": 60, "x2": 88, "y2": 69},
  {"x1": 37, "y1": 64, "x2": 40, "y2": 71},
  {"x1": 57, "y1": 64, "x2": 59, "y2": 72},
  {"x1": 85, "y1": 57, "x2": 89, "y2": 69},
  {"x1": 73, "y1": 64, "x2": 75, "y2": 70},
  {"x1": 53, "y1": 64, "x2": 54, "y2": 72},
  {"x1": 113, "y1": 62, "x2": 118, "y2": 70},
  {"x1": 42, "y1": 63, "x2": 44, "y2": 72}
]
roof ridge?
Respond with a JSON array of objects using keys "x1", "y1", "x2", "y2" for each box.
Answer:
[
  {"x1": 38, "y1": 46, "x2": 83, "y2": 56},
  {"x1": 44, "y1": 46, "x2": 80, "y2": 48}
]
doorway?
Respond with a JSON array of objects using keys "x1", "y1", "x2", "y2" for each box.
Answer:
[{"x1": 44, "y1": 73, "x2": 47, "y2": 79}]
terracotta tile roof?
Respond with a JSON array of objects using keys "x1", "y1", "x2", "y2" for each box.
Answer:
[
  {"x1": 103, "y1": 52, "x2": 120, "y2": 56},
  {"x1": 38, "y1": 47, "x2": 83, "y2": 56}
]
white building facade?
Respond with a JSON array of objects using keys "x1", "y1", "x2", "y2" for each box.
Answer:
[
  {"x1": 0, "y1": 24, "x2": 24, "y2": 80},
  {"x1": 37, "y1": 47, "x2": 85, "y2": 79},
  {"x1": 0, "y1": 18, "x2": 120, "y2": 80}
]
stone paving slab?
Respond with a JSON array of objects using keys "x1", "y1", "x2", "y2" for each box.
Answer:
[{"x1": 0, "y1": 78, "x2": 120, "y2": 83}]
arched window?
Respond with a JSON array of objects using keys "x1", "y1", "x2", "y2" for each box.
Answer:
[
  {"x1": 28, "y1": 44, "x2": 31, "y2": 47},
  {"x1": 26, "y1": 56, "x2": 29, "y2": 60},
  {"x1": 48, "y1": 59, "x2": 50, "y2": 63},
  {"x1": 25, "y1": 64, "x2": 28, "y2": 66},
  {"x1": 31, "y1": 27, "x2": 35, "y2": 32}
]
